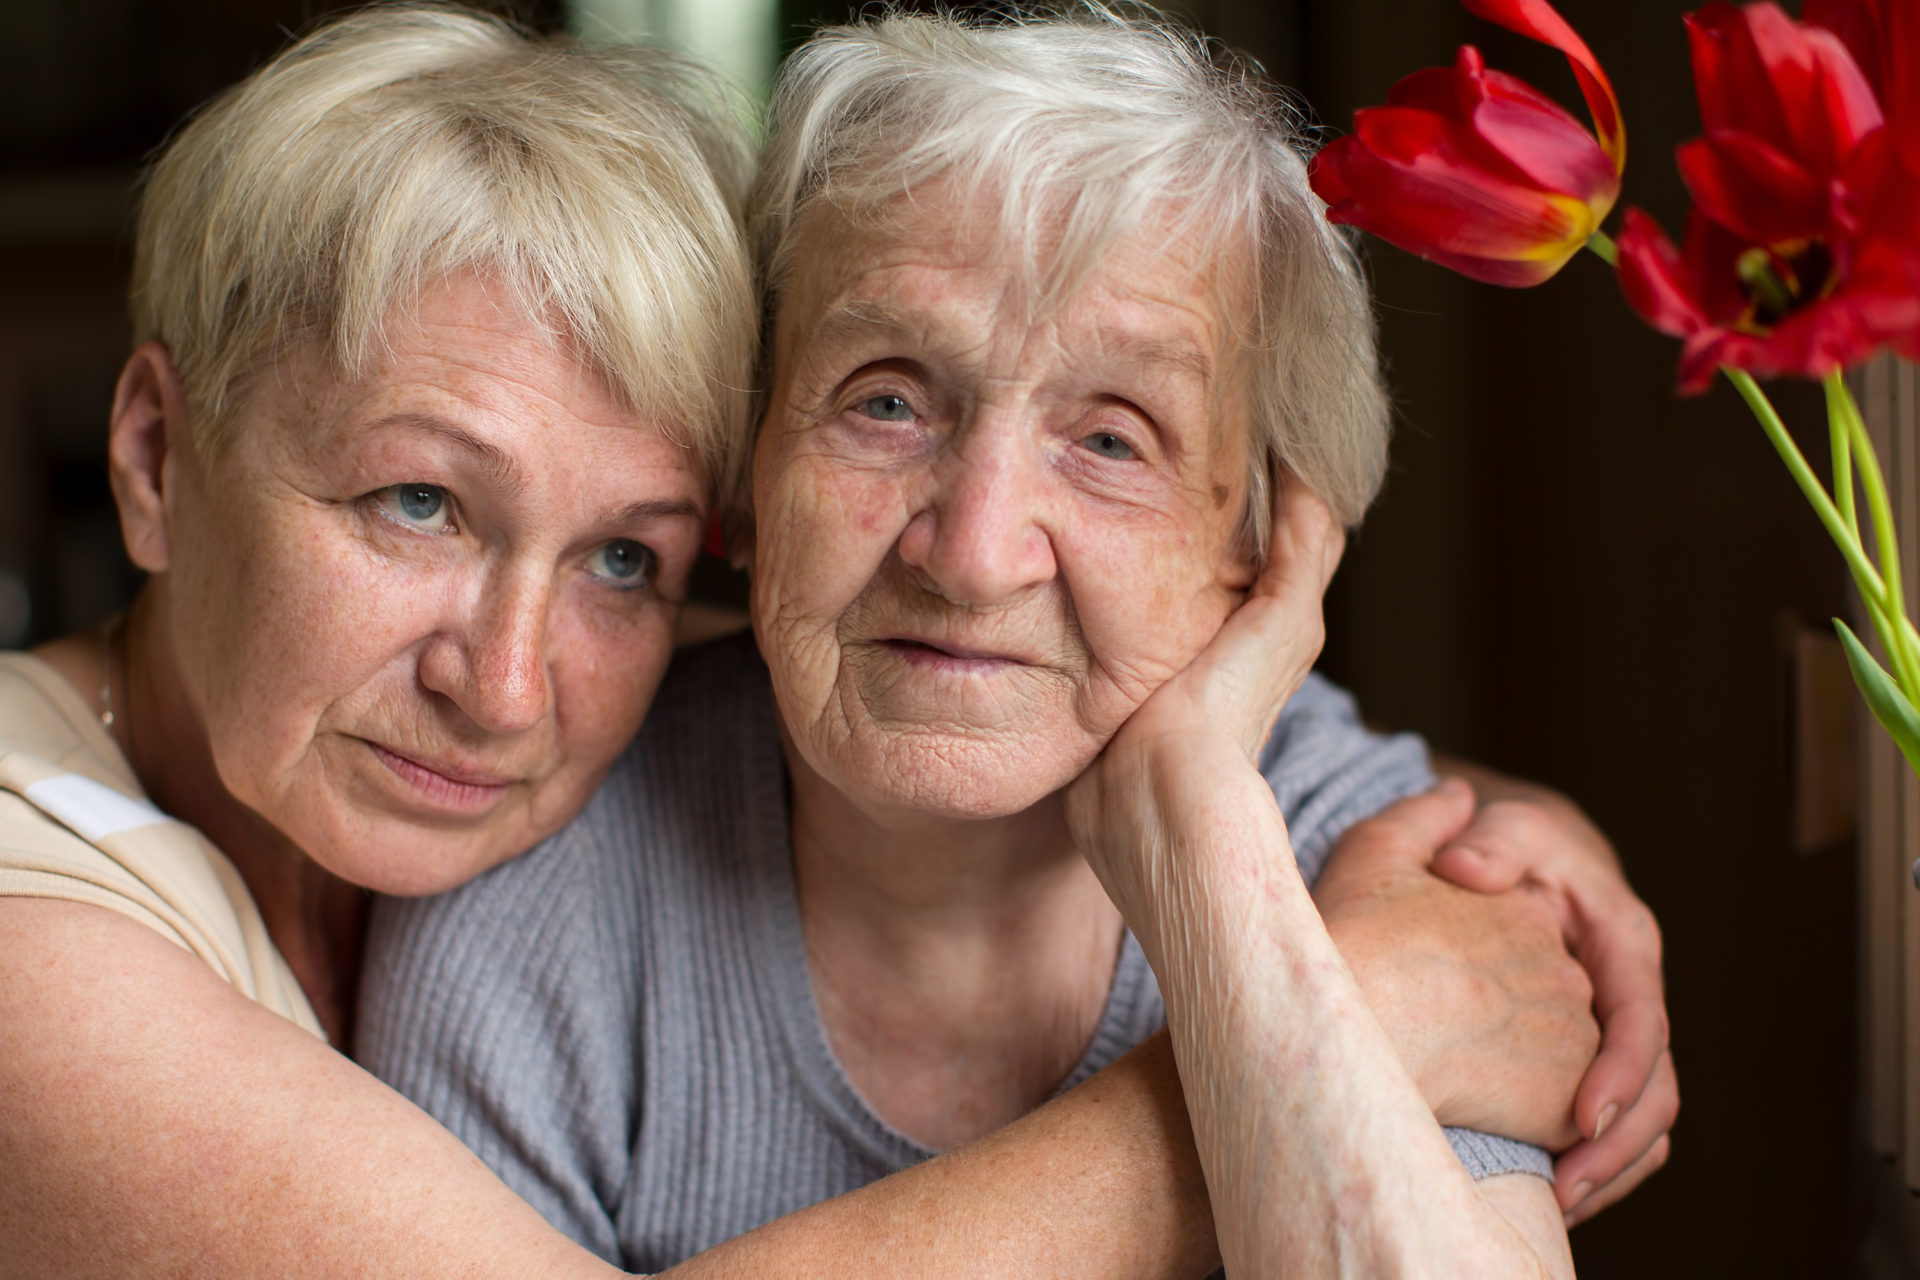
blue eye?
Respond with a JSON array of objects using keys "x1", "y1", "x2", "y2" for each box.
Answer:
[
  {"x1": 376, "y1": 483, "x2": 453, "y2": 532},
  {"x1": 1082, "y1": 432, "x2": 1136, "y2": 461},
  {"x1": 859, "y1": 394, "x2": 915, "y2": 422},
  {"x1": 588, "y1": 539, "x2": 653, "y2": 588}
]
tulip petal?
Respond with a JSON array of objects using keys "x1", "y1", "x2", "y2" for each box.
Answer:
[
  {"x1": 1800, "y1": 25, "x2": 1887, "y2": 156},
  {"x1": 1688, "y1": 4, "x2": 1795, "y2": 155},
  {"x1": 1677, "y1": 131, "x2": 1827, "y2": 244},
  {"x1": 1473, "y1": 89, "x2": 1620, "y2": 203},
  {"x1": 1313, "y1": 131, "x2": 1595, "y2": 285},
  {"x1": 1617, "y1": 208, "x2": 1711, "y2": 339},
  {"x1": 1745, "y1": 3, "x2": 1882, "y2": 171},
  {"x1": 1414, "y1": 242, "x2": 1581, "y2": 287},
  {"x1": 1804, "y1": 0, "x2": 1884, "y2": 94},
  {"x1": 1462, "y1": 0, "x2": 1625, "y2": 172},
  {"x1": 1808, "y1": 0, "x2": 1920, "y2": 159},
  {"x1": 1680, "y1": 210, "x2": 1761, "y2": 321},
  {"x1": 1385, "y1": 54, "x2": 1618, "y2": 200}
]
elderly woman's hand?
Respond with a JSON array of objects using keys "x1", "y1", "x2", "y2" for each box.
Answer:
[{"x1": 1065, "y1": 471, "x2": 1341, "y2": 914}]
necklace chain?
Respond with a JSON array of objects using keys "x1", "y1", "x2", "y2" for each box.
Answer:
[{"x1": 99, "y1": 614, "x2": 120, "y2": 731}]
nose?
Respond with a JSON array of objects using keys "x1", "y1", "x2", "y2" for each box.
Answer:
[
  {"x1": 418, "y1": 566, "x2": 553, "y2": 736},
  {"x1": 896, "y1": 417, "x2": 1059, "y2": 606}
]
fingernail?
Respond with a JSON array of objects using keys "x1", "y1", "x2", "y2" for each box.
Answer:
[
  {"x1": 1565, "y1": 1181, "x2": 1591, "y2": 1210},
  {"x1": 1592, "y1": 1103, "x2": 1618, "y2": 1141},
  {"x1": 1446, "y1": 843, "x2": 1485, "y2": 861},
  {"x1": 1437, "y1": 777, "x2": 1471, "y2": 800}
]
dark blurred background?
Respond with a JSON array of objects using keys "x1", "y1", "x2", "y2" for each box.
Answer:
[{"x1": 0, "y1": 0, "x2": 1871, "y2": 1274}]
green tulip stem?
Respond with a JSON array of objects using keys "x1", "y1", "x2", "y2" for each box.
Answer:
[
  {"x1": 1729, "y1": 364, "x2": 1920, "y2": 706},
  {"x1": 1826, "y1": 371, "x2": 1920, "y2": 693},
  {"x1": 1725, "y1": 368, "x2": 1887, "y2": 602},
  {"x1": 1827, "y1": 379, "x2": 1857, "y2": 538},
  {"x1": 1585, "y1": 230, "x2": 1618, "y2": 267}
]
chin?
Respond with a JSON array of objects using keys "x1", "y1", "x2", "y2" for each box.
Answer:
[
  {"x1": 854, "y1": 736, "x2": 1087, "y2": 822},
  {"x1": 299, "y1": 815, "x2": 524, "y2": 897}
]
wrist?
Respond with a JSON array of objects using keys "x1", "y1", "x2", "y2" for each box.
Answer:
[{"x1": 1077, "y1": 748, "x2": 1299, "y2": 942}]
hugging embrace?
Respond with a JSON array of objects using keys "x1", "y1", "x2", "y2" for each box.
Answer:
[{"x1": 0, "y1": 5, "x2": 1676, "y2": 1277}]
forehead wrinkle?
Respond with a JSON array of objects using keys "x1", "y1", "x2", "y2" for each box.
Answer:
[
  {"x1": 804, "y1": 297, "x2": 918, "y2": 357},
  {"x1": 369, "y1": 412, "x2": 530, "y2": 499}
]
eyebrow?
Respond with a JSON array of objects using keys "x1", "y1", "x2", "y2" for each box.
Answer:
[
  {"x1": 609, "y1": 497, "x2": 704, "y2": 526},
  {"x1": 369, "y1": 413, "x2": 529, "y2": 499},
  {"x1": 804, "y1": 299, "x2": 918, "y2": 352},
  {"x1": 811, "y1": 299, "x2": 1217, "y2": 388},
  {"x1": 1105, "y1": 333, "x2": 1216, "y2": 385}
]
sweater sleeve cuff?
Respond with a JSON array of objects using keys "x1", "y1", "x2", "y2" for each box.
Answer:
[{"x1": 1442, "y1": 1127, "x2": 1555, "y2": 1181}]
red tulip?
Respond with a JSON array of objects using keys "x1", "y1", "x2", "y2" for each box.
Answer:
[
  {"x1": 1618, "y1": 1, "x2": 1920, "y2": 390},
  {"x1": 1309, "y1": 0, "x2": 1625, "y2": 287}
]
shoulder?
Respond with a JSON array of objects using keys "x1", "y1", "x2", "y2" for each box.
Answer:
[
  {"x1": 0, "y1": 652, "x2": 136, "y2": 790},
  {"x1": 635, "y1": 630, "x2": 774, "y2": 750},
  {"x1": 0, "y1": 654, "x2": 321, "y2": 1036}
]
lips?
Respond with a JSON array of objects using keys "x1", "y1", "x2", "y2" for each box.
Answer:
[
  {"x1": 883, "y1": 637, "x2": 1029, "y2": 667},
  {"x1": 364, "y1": 740, "x2": 517, "y2": 814}
]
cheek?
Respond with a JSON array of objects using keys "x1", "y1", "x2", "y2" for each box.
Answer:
[
  {"x1": 553, "y1": 605, "x2": 676, "y2": 749},
  {"x1": 1062, "y1": 511, "x2": 1241, "y2": 712},
  {"x1": 185, "y1": 509, "x2": 449, "y2": 793},
  {"x1": 752, "y1": 455, "x2": 910, "y2": 637},
  {"x1": 537, "y1": 605, "x2": 677, "y2": 811}
]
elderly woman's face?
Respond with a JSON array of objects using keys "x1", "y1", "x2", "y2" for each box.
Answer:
[
  {"x1": 752, "y1": 202, "x2": 1258, "y2": 819},
  {"x1": 154, "y1": 274, "x2": 706, "y2": 893}
]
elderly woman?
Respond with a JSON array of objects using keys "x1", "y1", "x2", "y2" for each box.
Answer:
[
  {"x1": 360, "y1": 8, "x2": 1674, "y2": 1276},
  {"x1": 0, "y1": 6, "x2": 1668, "y2": 1276}
]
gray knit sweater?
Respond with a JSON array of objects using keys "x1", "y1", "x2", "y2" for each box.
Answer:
[{"x1": 357, "y1": 634, "x2": 1550, "y2": 1272}]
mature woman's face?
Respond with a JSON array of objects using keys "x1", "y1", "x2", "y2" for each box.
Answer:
[
  {"x1": 752, "y1": 198, "x2": 1259, "y2": 820},
  {"x1": 152, "y1": 273, "x2": 706, "y2": 893}
]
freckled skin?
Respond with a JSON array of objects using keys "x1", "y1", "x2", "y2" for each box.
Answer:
[
  {"x1": 158, "y1": 275, "x2": 707, "y2": 895},
  {"x1": 750, "y1": 203, "x2": 1260, "y2": 821}
]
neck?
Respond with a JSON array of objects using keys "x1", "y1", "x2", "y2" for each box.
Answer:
[
  {"x1": 112, "y1": 588, "x2": 368, "y2": 1042},
  {"x1": 784, "y1": 732, "x2": 1124, "y2": 1150}
]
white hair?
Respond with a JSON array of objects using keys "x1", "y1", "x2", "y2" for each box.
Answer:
[
  {"x1": 750, "y1": 3, "x2": 1390, "y2": 545},
  {"x1": 133, "y1": 3, "x2": 755, "y2": 502}
]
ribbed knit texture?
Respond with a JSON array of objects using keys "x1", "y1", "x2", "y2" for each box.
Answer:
[{"x1": 358, "y1": 634, "x2": 1550, "y2": 1271}]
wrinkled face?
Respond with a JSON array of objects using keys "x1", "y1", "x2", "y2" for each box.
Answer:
[
  {"x1": 163, "y1": 274, "x2": 706, "y2": 894},
  {"x1": 752, "y1": 202, "x2": 1258, "y2": 821}
]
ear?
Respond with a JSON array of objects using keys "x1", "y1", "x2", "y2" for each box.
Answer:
[
  {"x1": 107, "y1": 341, "x2": 191, "y2": 574},
  {"x1": 1216, "y1": 478, "x2": 1262, "y2": 595},
  {"x1": 1218, "y1": 525, "x2": 1260, "y2": 594}
]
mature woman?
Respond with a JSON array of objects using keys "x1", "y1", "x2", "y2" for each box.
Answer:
[
  {"x1": 360, "y1": 9, "x2": 1674, "y2": 1276},
  {"x1": 0, "y1": 6, "x2": 1668, "y2": 1276}
]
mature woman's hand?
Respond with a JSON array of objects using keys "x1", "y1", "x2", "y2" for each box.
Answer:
[
  {"x1": 1425, "y1": 773, "x2": 1678, "y2": 1224},
  {"x1": 1314, "y1": 785, "x2": 1601, "y2": 1150}
]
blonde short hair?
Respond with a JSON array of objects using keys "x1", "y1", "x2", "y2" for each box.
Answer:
[
  {"x1": 751, "y1": 4, "x2": 1388, "y2": 546},
  {"x1": 133, "y1": 3, "x2": 755, "y2": 502}
]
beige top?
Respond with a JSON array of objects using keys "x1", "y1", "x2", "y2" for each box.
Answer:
[{"x1": 0, "y1": 652, "x2": 323, "y2": 1039}]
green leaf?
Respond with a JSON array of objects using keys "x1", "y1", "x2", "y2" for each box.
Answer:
[{"x1": 1835, "y1": 618, "x2": 1920, "y2": 777}]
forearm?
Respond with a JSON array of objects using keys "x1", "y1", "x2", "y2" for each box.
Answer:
[
  {"x1": 665, "y1": 1034, "x2": 1218, "y2": 1280},
  {"x1": 1117, "y1": 762, "x2": 1568, "y2": 1279},
  {"x1": 13, "y1": 896, "x2": 1222, "y2": 1280},
  {"x1": 0, "y1": 900, "x2": 623, "y2": 1280}
]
